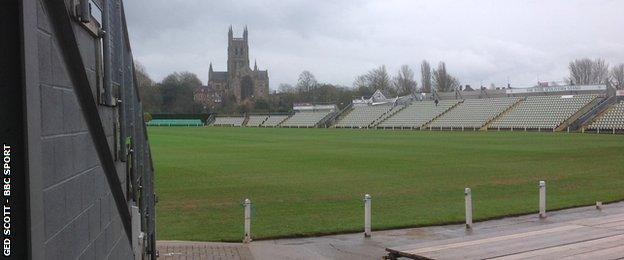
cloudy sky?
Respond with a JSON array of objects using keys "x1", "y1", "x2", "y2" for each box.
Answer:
[{"x1": 124, "y1": 0, "x2": 624, "y2": 90}]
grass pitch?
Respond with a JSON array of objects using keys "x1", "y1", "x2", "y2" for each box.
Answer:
[{"x1": 149, "y1": 127, "x2": 624, "y2": 241}]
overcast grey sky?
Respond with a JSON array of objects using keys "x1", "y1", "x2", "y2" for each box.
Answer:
[{"x1": 124, "y1": 0, "x2": 624, "y2": 90}]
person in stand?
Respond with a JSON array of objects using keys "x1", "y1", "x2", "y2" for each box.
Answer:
[{"x1": 434, "y1": 98, "x2": 439, "y2": 106}]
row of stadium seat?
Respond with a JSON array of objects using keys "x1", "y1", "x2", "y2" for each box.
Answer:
[
  {"x1": 587, "y1": 100, "x2": 624, "y2": 131},
  {"x1": 213, "y1": 116, "x2": 245, "y2": 127},
  {"x1": 281, "y1": 110, "x2": 332, "y2": 127},
  {"x1": 146, "y1": 119, "x2": 203, "y2": 126},
  {"x1": 204, "y1": 94, "x2": 621, "y2": 132},
  {"x1": 211, "y1": 112, "x2": 330, "y2": 128},
  {"x1": 335, "y1": 104, "x2": 396, "y2": 128},
  {"x1": 211, "y1": 115, "x2": 289, "y2": 127},
  {"x1": 428, "y1": 97, "x2": 521, "y2": 129},
  {"x1": 334, "y1": 94, "x2": 604, "y2": 131},
  {"x1": 246, "y1": 115, "x2": 268, "y2": 127},
  {"x1": 489, "y1": 95, "x2": 598, "y2": 130},
  {"x1": 244, "y1": 114, "x2": 290, "y2": 127},
  {"x1": 262, "y1": 115, "x2": 290, "y2": 127},
  {"x1": 378, "y1": 100, "x2": 459, "y2": 129}
]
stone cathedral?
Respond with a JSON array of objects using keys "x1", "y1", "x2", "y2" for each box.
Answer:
[{"x1": 209, "y1": 26, "x2": 269, "y2": 102}]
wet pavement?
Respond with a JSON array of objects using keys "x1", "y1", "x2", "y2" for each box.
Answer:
[{"x1": 158, "y1": 201, "x2": 624, "y2": 259}]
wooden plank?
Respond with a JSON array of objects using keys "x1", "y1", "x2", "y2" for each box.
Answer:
[
  {"x1": 492, "y1": 234, "x2": 624, "y2": 259},
  {"x1": 387, "y1": 212, "x2": 624, "y2": 259},
  {"x1": 570, "y1": 213, "x2": 624, "y2": 226},
  {"x1": 403, "y1": 225, "x2": 582, "y2": 255},
  {"x1": 592, "y1": 219, "x2": 624, "y2": 229},
  {"x1": 421, "y1": 227, "x2": 624, "y2": 259},
  {"x1": 562, "y1": 244, "x2": 624, "y2": 259}
]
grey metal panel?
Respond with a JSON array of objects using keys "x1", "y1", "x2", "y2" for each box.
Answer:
[
  {"x1": 26, "y1": 0, "x2": 156, "y2": 258},
  {"x1": 23, "y1": 0, "x2": 46, "y2": 258}
]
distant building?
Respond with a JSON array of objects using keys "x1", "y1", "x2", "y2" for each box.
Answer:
[{"x1": 209, "y1": 26, "x2": 269, "y2": 103}]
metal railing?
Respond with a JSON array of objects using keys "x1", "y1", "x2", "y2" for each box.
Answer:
[{"x1": 569, "y1": 96, "x2": 616, "y2": 131}]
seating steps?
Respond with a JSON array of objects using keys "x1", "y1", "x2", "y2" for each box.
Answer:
[
  {"x1": 489, "y1": 94, "x2": 598, "y2": 130},
  {"x1": 246, "y1": 115, "x2": 268, "y2": 127},
  {"x1": 263, "y1": 115, "x2": 290, "y2": 127},
  {"x1": 587, "y1": 100, "x2": 624, "y2": 131},
  {"x1": 428, "y1": 97, "x2": 521, "y2": 130},
  {"x1": 281, "y1": 110, "x2": 332, "y2": 128},
  {"x1": 212, "y1": 116, "x2": 245, "y2": 127},
  {"x1": 146, "y1": 119, "x2": 203, "y2": 126},
  {"x1": 335, "y1": 104, "x2": 395, "y2": 128},
  {"x1": 378, "y1": 100, "x2": 460, "y2": 129}
]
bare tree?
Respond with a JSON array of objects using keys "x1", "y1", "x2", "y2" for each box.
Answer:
[
  {"x1": 353, "y1": 75, "x2": 368, "y2": 89},
  {"x1": 353, "y1": 65, "x2": 394, "y2": 95},
  {"x1": 567, "y1": 58, "x2": 609, "y2": 85},
  {"x1": 393, "y1": 65, "x2": 418, "y2": 96},
  {"x1": 296, "y1": 71, "x2": 318, "y2": 93},
  {"x1": 421, "y1": 60, "x2": 432, "y2": 93},
  {"x1": 368, "y1": 65, "x2": 392, "y2": 93},
  {"x1": 134, "y1": 62, "x2": 160, "y2": 113},
  {"x1": 353, "y1": 74, "x2": 373, "y2": 96},
  {"x1": 432, "y1": 62, "x2": 459, "y2": 92},
  {"x1": 611, "y1": 64, "x2": 624, "y2": 90},
  {"x1": 296, "y1": 70, "x2": 318, "y2": 101},
  {"x1": 278, "y1": 83, "x2": 295, "y2": 93}
]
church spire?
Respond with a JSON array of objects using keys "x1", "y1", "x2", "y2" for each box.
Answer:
[
  {"x1": 243, "y1": 25, "x2": 248, "y2": 41},
  {"x1": 254, "y1": 60, "x2": 258, "y2": 71},
  {"x1": 209, "y1": 62, "x2": 213, "y2": 80}
]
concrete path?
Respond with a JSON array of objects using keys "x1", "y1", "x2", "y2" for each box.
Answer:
[
  {"x1": 157, "y1": 241, "x2": 253, "y2": 260},
  {"x1": 157, "y1": 201, "x2": 624, "y2": 259}
]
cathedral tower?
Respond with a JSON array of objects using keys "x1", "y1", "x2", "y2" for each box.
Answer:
[
  {"x1": 209, "y1": 26, "x2": 269, "y2": 102},
  {"x1": 227, "y1": 26, "x2": 249, "y2": 77}
]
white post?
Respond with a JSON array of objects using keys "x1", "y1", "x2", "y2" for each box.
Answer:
[
  {"x1": 243, "y1": 198, "x2": 252, "y2": 243},
  {"x1": 596, "y1": 201, "x2": 603, "y2": 210},
  {"x1": 465, "y1": 188, "x2": 473, "y2": 229},
  {"x1": 364, "y1": 194, "x2": 372, "y2": 237},
  {"x1": 539, "y1": 181, "x2": 546, "y2": 218}
]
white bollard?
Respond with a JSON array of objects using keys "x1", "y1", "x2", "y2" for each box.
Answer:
[
  {"x1": 539, "y1": 181, "x2": 546, "y2": 218},
  {"x1": 243, "y1": 198, "x2": 252, "y2": 243},
  {"x1": 465, "y1": 188, "x2": 473, "y2": 229},
  {"x1": 596, "y1": 201, "x2": 603, "y2": 210},
  {"x1": 364, "y1": 194, "x2": 372, "y2": 237}
]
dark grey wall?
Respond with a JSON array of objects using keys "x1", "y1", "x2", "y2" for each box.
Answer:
[{"x1": 22, "y1": 0, "x2": 155, "y2": 259}]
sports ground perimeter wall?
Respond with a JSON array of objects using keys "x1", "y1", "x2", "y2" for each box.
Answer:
[{"x1": 1, "y1": 0, "x2": 156, "y2": 259}]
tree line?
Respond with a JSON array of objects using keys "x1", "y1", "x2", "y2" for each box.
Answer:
[
  {"x1": 137, "y1": 58, "x2": 624, "y2": 115},
  {"x1": 567, "y1": 58, "x2": 624, "y2": 87}
]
